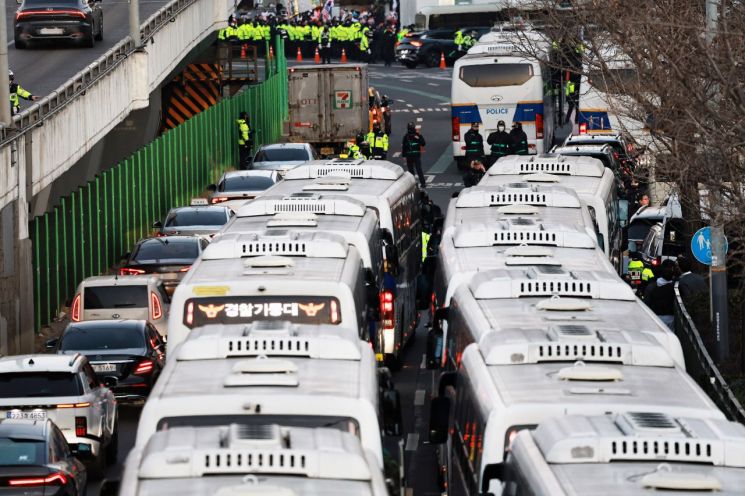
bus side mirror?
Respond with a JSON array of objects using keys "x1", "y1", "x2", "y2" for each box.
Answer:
[
  {"x1": 618, "y1": 199, "x2": 629, "y2": 227},
  {"x1": 429, "y1": 396, "x2": 451, "y2": 444},
  {"x1": 425, "y1": 326, "x2": 443, "y2": 369}
]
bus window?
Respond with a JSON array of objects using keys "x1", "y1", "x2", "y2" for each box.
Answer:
[
  {"x1": 588, "y1": 68, "x2": 640, "y2": 95},
  {"x1": 459, "y1": 64, "x2": 534, "y2": 88},
  {"x1": 587, "y1": 205, "x2": 605, "y2": 252}
]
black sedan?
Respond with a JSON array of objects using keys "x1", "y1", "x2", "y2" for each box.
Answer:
[
  {"x1": 48, "y1": 320, "x2": 165, "y2": 405},
  {"x1": 395, "y1": 27, "x2": 490, "y2": 68},
  {"x1": 119, "y1": 236, "x2": 207, "y2": 294},
  {"x1": 0, "y1": 418, "x2": 86, "y2": 494},
  {"x1": 14, "y1": 0, "x2": 104, "y2": 49}
]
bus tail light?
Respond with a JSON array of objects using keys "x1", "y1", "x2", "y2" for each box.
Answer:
[
  {"x1": 535, "y1": 113, "x2": 544, "y2": 139},
  {"x1": 379, "y1": 290, "x2": 395, "y2": 329},
  {"x1": 150, "y1": 292, "x2": 162, "y2": 320},
  {"x1": 71, "y1": 294, "x2": 81, "y2": 322},
  {"x1": 579, "y1": 122, "x2": 588, "y2": 135},
  {"x1": 451, "y1": 116, "x2": 460, "y2": 141}
]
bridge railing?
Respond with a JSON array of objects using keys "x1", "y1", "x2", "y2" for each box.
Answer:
[
  {"x1": 30, "y1": 41, "x2": 288, "y2": 330},
  {"x1": 674, "y1": 283, "x2": 745, "y2": 423}
]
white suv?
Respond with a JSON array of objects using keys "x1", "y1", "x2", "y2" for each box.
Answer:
[{"x1": 0, "y1": 354, "x2": 118, "y2": 478}]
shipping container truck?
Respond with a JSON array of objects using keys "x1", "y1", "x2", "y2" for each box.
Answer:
[{"x1": 286, "y1": 64, "x2": 370, "y2": 156}]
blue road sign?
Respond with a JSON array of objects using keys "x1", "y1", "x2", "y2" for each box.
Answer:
[{"x1": 691, "y1": 227, "x2": 728, "y2": 266}]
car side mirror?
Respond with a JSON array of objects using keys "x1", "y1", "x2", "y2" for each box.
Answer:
[
  {"x1": 99, "y1": 479, "x2": 120, "y2": 496},
  {"x1": 102, "y1": 377, "x2": 118, "y2": 389},
  {"x1": 429, "y1": 396, "x2": 451, "y2": 444},
  {"x1": 152, "y1": 221, "x2": 163, "y2": 229},
  {"x1": 206, "y1": 184, "x2": 217, "y2": 193},
  {"x1": 45, "y1": 338, "x2": 58, "y2": 350}
]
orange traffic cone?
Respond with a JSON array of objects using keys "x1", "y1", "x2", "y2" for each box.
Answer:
[
  {"x1": 296, "y1": 47, "x2": 303, "y2": 62},
  {"x1": 439, "y1": 52, "x2": 446, "y2": 69},
  {"x1": 314, "y1": 47, "x2": 321, "y2": 64},
  {"x1": 340, "y1": 48, "x2": 348, "y2": 63},
  {"x1": 269, "y1": 46, "x2": 274, "y2": 60},
  {"x1": 240, "y1": 44, "x2": 247, "y2": 59}
]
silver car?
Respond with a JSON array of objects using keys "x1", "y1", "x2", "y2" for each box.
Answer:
[
  {"x1": 0, "y1": 354, "x2": 118, "y2": 478},
  {"x1": 207, "y1": 170, "x2": 280, "y2": 211},
  {"x1": 251, "y1": 143, "x2": 318, "y2": 176}
]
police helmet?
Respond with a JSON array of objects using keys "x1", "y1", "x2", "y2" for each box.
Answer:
[
  {"x1": 407, "y1": 122, "x2": 416, "y2": 132},
  {"x1": 239, "y1": 111, "x2": 249, "y2": 120},
  {"x1": 8, "y1": 70, "x2": 14, "y2": 81},
  {"x1": 497, "y1": 120, "x2": 505, "y2": 127},
  {"x1": 373, "y1": 122, "x2": 381, "y2": 132}
]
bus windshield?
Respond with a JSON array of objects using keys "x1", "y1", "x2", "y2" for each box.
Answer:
[{"x1": 459, "y1": 63, "x2": 534, "y2": 87}]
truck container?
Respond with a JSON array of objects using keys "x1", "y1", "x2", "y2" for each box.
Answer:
[{"x1": 287, "y1": 63, "x2": 369, "y2": 156}]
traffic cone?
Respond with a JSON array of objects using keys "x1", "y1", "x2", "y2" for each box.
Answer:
[
  {"x1": 296, "y1": 46, "x2": 303, "y2": 62},
  {"x1": 240, "y1": 44, "x2": 247, "y2": 59},
  {"x1": 314, "y1": 47, "x2": 321, "y2": 64},
  {"x1": 439, "y1": 52, "x2": 446, "y2": 70},
  {"x1": 341, "y1": 48, "x2": 348, "y2": 63}
]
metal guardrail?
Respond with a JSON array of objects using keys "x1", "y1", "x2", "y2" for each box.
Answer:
[
  {"x1": 0, "y1": 0, "x2": 201, "y2": 145},
  {"x1": 673, "y1": 283, "x2": 745, "y2": 424}
]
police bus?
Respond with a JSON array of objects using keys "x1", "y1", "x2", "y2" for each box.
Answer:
[
  {"x1": 451, "y1": 40, "x2": 552, "y2": 165},
  {"x1": 481, "y1": 154, "x2": 626, "y2": 271},
  {"x1": 261, "y1": 160, "x2": 422, "y2": 367},
  {"x1": 428, "y1": 338, "x2": 723, "y2": 495},
  {"x1": 136, "y1": 323, "x2": 402, "y2": 470},
  {"x1": 505, "y1": 413, "x2": 745, "y2": 495},
  {"x1": 167, "y1": 231, "x2": 374, "y2": 350}
]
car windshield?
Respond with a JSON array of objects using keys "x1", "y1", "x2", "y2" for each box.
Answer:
[
  {"x1": 254, "y1": 148, "x2": 309, "y2": 162},
  {"x1": 220, "y1": 175, "x2": 275, "y2": 192},
  {"x1": 60, "y1": 325, "x2": 145, "y2": 351},
  {"x1": 133, "y1": 239, "x2": 199, "y2": 263},
  {"x1": 0, "y1": 372, "x2": 82, "y2": 397},
  {"x1": 165, "y1": 210, "x2": 227, "y2": 227},
  {"x1": 628, "y1": 219, "x2": 657, "y2": 241},
  {"x1": 84, "y1": 286, "x2": 148, "y2": 309},
  {"x1": 0, "y1": 438, "x2": 44, "y2": 465}
]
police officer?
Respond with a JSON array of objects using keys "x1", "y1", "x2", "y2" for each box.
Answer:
[
  {"x1": 401, "y1": 122, "x2": 426, "y2": 188},
  {"x1": 236, "y1": 111, "x2": 253, "y2": 169},
  {"x1": 627, "y1": 252, "x2": 654, "y2": 296},
  {"x1": 366, "y1": 122, "x2": 389, "y2": 159},
  {"x1": 564, "y1": 78, "x2": 579, "y2": 124},
  {"x1": 218, "y1": 15, "x2": 239, "y2": 41},
  {"x1": 509, "y1": 121, "x2": 529, "y2": 155},
  {"x1": 317, "y1": 25, "x2": 332, "y2": 64},
  {"x1": 8, "y1": 70, "x2": 39, "y2": 116},
  {"x1": 356, "y1": 132, "x2": 371, "y2": 159},
  {"x1": 463, "y1": 121, "x2": 484, "y2": 168},
  {"x1": 486, "y1": 120, "x2": 513, "y2": 166},
  {"x1": 339, "y1": 140, "x2": 362, "y2": 159}
]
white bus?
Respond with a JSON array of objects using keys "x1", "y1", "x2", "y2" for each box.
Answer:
[
  {"x1": 428, "y1": 342, "x2": 724, "y2": 495},
  {"x1": 262, "y1": 160, "x2": 422, "y2": 367},
  {"x1": 136, "y1": 322, "x2": 401, "y2": 469},
  {"x1": 167, "y1": 231, "x2": 373, "y2": 350},
  {"x1": 119, "y1": 424, "x2": 389, "y2": 496},
  {"x1": 505, "y1": 413, "x2": 745, "y2": 495},
  {"x1": 451, "y1": 42, "x2": 551, "y2": 164},
  {"x1": 481, "y1": 154, "x2": 626, "y2": 271}
]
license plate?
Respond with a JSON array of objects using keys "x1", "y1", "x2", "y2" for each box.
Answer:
[
  {"x1": 39, "y1": 28, "x2": 64, "y2": 35},
  {"x1": 93, "y1": 363, "x2": 116, "y2": 373},
  {"x1": 6, "y1": 411, "x2": 47, "y2": 420}
]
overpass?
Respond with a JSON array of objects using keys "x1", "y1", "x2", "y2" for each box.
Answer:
[{"x1": 0, "y1": 0, "x2": 239, "y2": 355}]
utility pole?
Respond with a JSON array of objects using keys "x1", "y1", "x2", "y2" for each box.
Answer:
[
  {"x1": 705, "y1": 0, "x2": 729, "y2": 362},
  {"x1": 129, "y1": 0, "x2": 141, "y2": 48},
  {"x1": 0, "y1": 0, "x2": 13, "y2": 128}
]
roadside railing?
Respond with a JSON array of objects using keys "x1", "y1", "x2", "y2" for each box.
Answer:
[
  {"x1": 0, "y1": 0, "x2": 202, "y2": 145},
  {"x1": 30, "y1": 41, "x2": 288, "y2": 330},
  {"x1": 674, "y1": 283, "x2": 745, "y2": 424}
]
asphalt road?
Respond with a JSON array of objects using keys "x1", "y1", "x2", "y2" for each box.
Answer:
[
  {"x1": 86, "y1": 60, "x2": 460, "y2": 496},
  {"x1": 5, "y1": 0, "x2": 173, "y2": 102}
]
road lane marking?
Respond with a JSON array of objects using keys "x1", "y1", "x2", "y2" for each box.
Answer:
[
  {"x1": 406, "y1": 103, "x2": 413, "y2": 107},
  {"x1": 426, "y1": 147, "x2": 454, "y2": 174},
  {"x1": 420, "y1": 354, "x2": 426, "y2": 368},
  {"x1": 405, "y1": 433, "x2": 420, "y2": 451},
  {"x1": 412, "y1": 109, "x2": 420, "y2": 114},
  {"x1": 414, "y1": 389, "x2": 426, "y2": 406},
  {"x1": 393, "y1": 151, "x2": 401, "y2": 158},
  {"x1": 425, "y1": 174, "x2": 435, "y2": 183},
  {"x1": 416, "y1": 117, "x2": 423, "y2": 122},
  {"x1": 428, "y1": 82, "x2": 438, "y2": 86}
]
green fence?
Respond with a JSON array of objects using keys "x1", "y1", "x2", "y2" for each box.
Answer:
[{"x1": 31, "y1": 40, "x2": 288, "y2": 330}]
